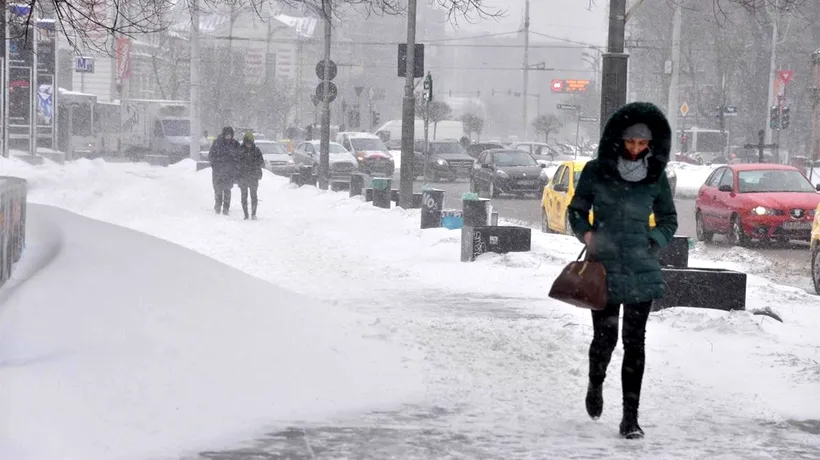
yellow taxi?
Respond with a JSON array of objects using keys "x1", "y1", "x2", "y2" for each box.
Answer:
[
  {"x1": 811, "y1": 204, "x2": 820, "y2": 294},
  {"x1": 540, "y1": 159, "x2": 656, "y2": 235}
]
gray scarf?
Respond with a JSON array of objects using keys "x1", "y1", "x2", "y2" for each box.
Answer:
[{"x1": 617, "y1": 153, "x2": 651, "y2": 182}]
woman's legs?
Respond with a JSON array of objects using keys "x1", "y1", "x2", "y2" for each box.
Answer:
[
  {"x1": 239, "y1": 185, "x2": 249, "y2": 218},
  {"x1": 586, "y1": 302, "x2": 621, "y2": 419},
  {"x1": 250, "y1": 182, "x2": 258, "y2": 218},
  {"x1": 619, "y1": 301, "x2": 652, "y2": 438}
]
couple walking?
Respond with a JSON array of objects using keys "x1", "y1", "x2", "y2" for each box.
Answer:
[{"x1": 208, "y1": 126, "x2": 265, "y2": 220}]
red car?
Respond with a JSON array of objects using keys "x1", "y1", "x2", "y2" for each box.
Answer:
[{"x1": 695, "y1": 163, "x2": 820, "y2": 244}]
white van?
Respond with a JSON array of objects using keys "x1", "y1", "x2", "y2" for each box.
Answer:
[{"x1": 375, "y1": 119, "x2": 465, "y2": 143}]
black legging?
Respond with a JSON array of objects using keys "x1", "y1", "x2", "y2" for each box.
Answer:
[
  {"x1": 589, "y1": 301, "x2": 652, "y2": 411},
  {"x1": 239, "y1": 183, "x2": 258, "y2": 216}
]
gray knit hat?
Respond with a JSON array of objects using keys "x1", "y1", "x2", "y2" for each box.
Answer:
[{"x1": 622, "y1": 123, "x2": 653, "y2": 140}]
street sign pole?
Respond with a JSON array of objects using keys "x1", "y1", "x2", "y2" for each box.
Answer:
[{"x1": 575, "y1": 108, "x2": 581, "y2": 160}]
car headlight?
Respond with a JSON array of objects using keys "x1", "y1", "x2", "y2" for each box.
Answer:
[
  {"x1": 436, "y1": 159, "x2": 447, "y2": 166},
  {"x1": 496, "y1": 170, "x2": 509, "y2": 179},
  {"x1": 287, "y1": 159, "x2": 294, "y2": 164},
  {"x1": 751, "y1": 206, "x2": 776, "y2": 216},
  {"x1": 666, "y1": 169, "x2": 677, "y2": 178}
]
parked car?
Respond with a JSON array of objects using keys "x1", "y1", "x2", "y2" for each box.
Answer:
[
  {"x1": 385, "y1": 139, "x2": 425, "y2": 177},
  {"x1": 337, "y1": 132, "x2": 395, "y2": 177},
  {"x1": 257, "y1": 140, "x2": 295, "y2": 177},
  {"x1": 811, "y1": 205, "x2": 820, "y2": 294},
  {"x1": 415, "y1": 139, "x2": 475, "y2": 181},
  {"x1": 695, "y1": 163, "x2": 820, "y2": 245},
  {"x1": 466, "y1": 142, "x2": 504, "y2": 159},
  {"x1": 470, "y1": 149, "x2": 546, "y2": 198},
  {"x1": 511, "y1": 141, "x2": 574, "y2": 166},
  {"x1": 541, "y1": 159, "x2": 657, "y2": 234},
  {"x1": 292, "y1": 140, "x2": 359, "y2": 186}
]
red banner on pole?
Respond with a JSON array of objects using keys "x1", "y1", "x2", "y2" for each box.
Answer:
[{"x1": 116, "y1": 37, "x2": 132, "y2": 81}]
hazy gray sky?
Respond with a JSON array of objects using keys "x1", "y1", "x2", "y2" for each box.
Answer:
[{"x1": 447, "y1": 0, "x2": 608, "y2": 48}]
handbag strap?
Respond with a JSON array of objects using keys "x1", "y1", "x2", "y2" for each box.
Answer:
[{"x1": 577, "y1": 245, "x2": 587, "y2": 261}]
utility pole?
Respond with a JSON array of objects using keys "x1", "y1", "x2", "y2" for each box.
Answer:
[
  {"x1": 599, "y1": 0, "x2": 628, "y2": 134},
  {"x1": 1, "y1": 0, "x2": 7, "y2": 158},
  {"x1": 398, "y1": 0, "x2": 418, "y2": 208},
  {"x1": 189, "y1": 0, "x2": 202, "y2": 162},
  {"x1": 667, "y1": 1, "x2": 682, "y2": 157},
  {"x1": 318, "y1": 0, "x2": 332, "y2": 190},
  {"x1": 764, "y1": 0, "x2": 779, "y2": 144},
  {"x1": 522, "y1": 0, "x2": 530, "y2": 139}
]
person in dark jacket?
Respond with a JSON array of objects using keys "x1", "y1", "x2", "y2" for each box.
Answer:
[
  {"x1": 236, "y1": 131, "x2": 265, "y2": 220},
  {"x1": 209, "y1": 126, "x2": 239, "y2": 215},
  {"x1": 567, "y1": 102, "x2": 678, "y2": 440}
]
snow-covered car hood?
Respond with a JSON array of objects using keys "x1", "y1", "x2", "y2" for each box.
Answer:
[
  {"x1": 738, "y1": 191, "x2": 820, "y2": 211},
  {"x1": 329, "y1": 153, "x2": 358, "y2": 164},
  {"x1": 263, "y1": 153, "x2": 292, "y2": 163}
]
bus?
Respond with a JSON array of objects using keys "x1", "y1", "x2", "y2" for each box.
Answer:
[{"x1": 679, "y1": 128, "x2": 728, "y2": 163}]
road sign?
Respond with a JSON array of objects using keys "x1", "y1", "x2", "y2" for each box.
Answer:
[
  {"x1": 315, "y1": 82, "x2": 338, "y2": 103},
  {"x1": 557, "y1": 103, "x2": 579, "y2": 110},
  {"x1": 680, "y1": 102, "x2": 689, "y2": 117},
  {"x1": 315, "y1": 59, "x2": 337, "y2": 81},
  {"x1": 724, "y1": 105, "x2": 738, "y2": 116},
  {"x1": 777, "y1": 70, "x2": 794, "y2": 84},
  {"x1": 354, "y1": 86, "x2": 364, "y2": 97},
  {"x1": 550, "y1": 79, "x2": 564, "y2": 92},
  {"x1": 75, "y1": 56, "x2": 94, "y2": 73},
  {"x1": 579, "y1": 116, "x2": 599, "y2": 122},
  {"x1": 565, "y1": 79, "x2": 591, "y2": 92}
]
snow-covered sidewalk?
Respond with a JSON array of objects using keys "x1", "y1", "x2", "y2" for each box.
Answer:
[{"x1": 2, "y1": 157, "x2": 819, "y2": 459}]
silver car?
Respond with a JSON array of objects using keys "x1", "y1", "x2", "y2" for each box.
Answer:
[
  {"x1": 292, "y1": 141, "x2": 359, "y2": 185},
  {"x1": 257, "y1": 140, "x2": 295, "y2": 177}
]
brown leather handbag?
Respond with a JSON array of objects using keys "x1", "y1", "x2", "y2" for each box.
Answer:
[{"x1": 549, "y1": 246, "x2": 608, "y2": 311}]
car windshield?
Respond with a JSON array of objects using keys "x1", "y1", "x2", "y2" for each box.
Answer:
[
  {"x1": 327, "y1": 143, "x2": 349, "y2": 154},
  {"x1": 350, "y1": 138, "x2": 387, "y2": 151},
  {"x1": 493, "y1": 151, "x2": 537, "y2": 167},
  {"x1": 737, "y1": 169, "x2": 815, "y2": 193},
  {"x1": 430, "y1": 142, "x2": 466, "y2": 155},
  {"x1": 257, "y1": 143, "x2": 288, "y2": 155},
  {"x1": 574, "y1": 170, "x2": 582, "y2": 183}
]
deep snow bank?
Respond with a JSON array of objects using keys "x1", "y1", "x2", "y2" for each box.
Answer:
[{"x1": 0, "y1": 204, "x2": 423, "y2": 460}]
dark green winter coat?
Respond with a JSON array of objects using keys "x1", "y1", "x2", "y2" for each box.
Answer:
[{"x1": 568, "y1": 102, "x2": 678, "y2": 304}]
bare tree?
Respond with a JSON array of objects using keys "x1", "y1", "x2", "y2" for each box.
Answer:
[
  {"x1": 532, "y1": 114, "x2": 562, "y2": 144},
  {"x1": 460, "y1": 113, "x2": 483, "y2": 141}
]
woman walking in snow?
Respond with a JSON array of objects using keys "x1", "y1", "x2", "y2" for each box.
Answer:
[
  {"x1": 236, "y1": 131, "x2": 265, "y2": 220},
  {"x1": 567, "y1": 102, "x2": 678, "y2": 439}
]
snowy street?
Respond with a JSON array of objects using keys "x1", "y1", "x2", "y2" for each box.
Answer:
[{"x1": 1, "y1": 158, "x2": 819, "y2": 459}]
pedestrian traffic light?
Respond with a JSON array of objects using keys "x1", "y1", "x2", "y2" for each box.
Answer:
[
  {"x1": 423, "y1": 72, "x2": 433, "y2": 102},
  {"x1": 769, "y1": 106, "x2": 780, "y2": 129},
  {"x1": 780, "y1": 106, "x2": 790, "y2": 129},
  {"x1": 372, "y1": 111, "x2": 380, "y2": 126}
]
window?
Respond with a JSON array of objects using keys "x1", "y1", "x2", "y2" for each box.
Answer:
[
  {"x1": 737, "y1": 169, "x2": 815, "y2": 193},
  {"x1": 350, "y1": 138, "x2": 387, "y2": 152},
  {"x1": 342, "y1": 138, "x2": 352, "y2": 151},
  {"x1": 492, "y1": 151, "x2": 538, "y2": 167},
  {"x1": 706, "y1": 168, "x2": 725, "y2": 187},
  {"x1": 161, "y1": 119, "x2": 191, "y2": 137},
  {"x1": 478, "y1": 152, "x2": 488, "y2": 164},
  {"x1": 552, "y1": 165, "x2": 565, "y2": 184},
  {"x1": 719, "y1": 169, "x2": 734, "y2": 189},
  {"x1": 153, "y1": 120, "x2": 163, "y2": 136},
  {"x1": 559, "y1": 168, "x2": 570, "y2": 188}
]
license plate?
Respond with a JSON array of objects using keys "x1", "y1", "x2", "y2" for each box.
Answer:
[
  {"x1": 518, "y1": 180, "x2": 535, "y2": 186},
  {"x1": 782, "y1": 221, "x2": 812, "y2": 230}
]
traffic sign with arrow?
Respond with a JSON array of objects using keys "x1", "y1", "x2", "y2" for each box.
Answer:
[{"x1": 557, "y1": 103, "x2": 580, "y2": 110}]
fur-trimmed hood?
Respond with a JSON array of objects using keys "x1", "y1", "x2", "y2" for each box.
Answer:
[{"x1": 596, "y1": 102, "x2": 672, "y2": 183}]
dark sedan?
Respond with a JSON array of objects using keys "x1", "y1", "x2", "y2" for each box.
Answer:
[{"x1": 470, "y1": 149, "x2": 547, "y2": 198}]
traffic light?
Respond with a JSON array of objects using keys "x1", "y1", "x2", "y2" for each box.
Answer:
[
  {"x1": 423, "y1": 72, "x2": 433, "y2": 102},
  {"x1": 780, "y1": 106, "x2": 790, "y2": 129},
  {"x1": 769, "y1": 106, "x2": 780, "y2": 129},
  {"x1": 372, "y1": 111, "x2": 380, "y2": 126}
]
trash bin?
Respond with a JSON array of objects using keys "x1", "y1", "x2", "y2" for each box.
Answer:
[
  {"x1": 349, "y1": 173, "x2": 366, "y2": 197},
  {"x1": 462, "y1": 197, "x2": 491, "y2": 228},
  {"x1": 420, "y1": 189, "x2": 445, "y2": 229},
  {"x1": 372, "y1": 177, "x2": 392, "y2": 209}
]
